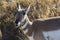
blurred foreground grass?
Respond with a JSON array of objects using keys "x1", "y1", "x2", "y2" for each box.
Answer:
[
  {"x1": 0, "y1": 30, "x2": 2, "y2": 40},
  {"x1": 0, "y1": 0, "x2": 60, "y2": 40}
]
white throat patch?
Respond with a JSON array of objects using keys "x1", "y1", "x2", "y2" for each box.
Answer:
[{"x1": 21, "y1": 21, "x2": 28, "y2": 29}]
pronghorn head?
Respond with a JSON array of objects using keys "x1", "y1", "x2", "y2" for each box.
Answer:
[{"x1": 15, "y1": 3, "x2": 31, "y2": 26}]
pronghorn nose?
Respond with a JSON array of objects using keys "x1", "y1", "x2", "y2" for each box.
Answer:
[
  {"x1": 15, "y1": 22, "x2": 21, "y2": 26},
  {"x1": 15, "y1": 21, "x2": 18, "y2": 26}
]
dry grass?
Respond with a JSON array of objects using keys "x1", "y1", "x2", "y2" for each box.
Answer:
[{"x1": 0, "y1": 0, "x2": 60, "y2": 18}]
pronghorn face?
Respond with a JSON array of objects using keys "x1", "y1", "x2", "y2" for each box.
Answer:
[
  {"x1": 15, "y1": 4, "x2": 31, "y2": 26},
  {"x1": 15, "y1": 10, "x2": 26, "y2": 26}
]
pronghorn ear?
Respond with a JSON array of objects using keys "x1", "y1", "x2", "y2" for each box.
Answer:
[
  {"x1": 25, "y1": 5, "x2": 31, "y2": 14},
  {"x1": 17, "y1": 3, "x2": 21, "y2": 10}
]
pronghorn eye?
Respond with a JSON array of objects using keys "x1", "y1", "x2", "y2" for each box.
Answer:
[
  {"x1": 23, "y1": 13, "x2": 25, "y2": 15},
  {"x1": 22, "y1": 11, "x2": 25, "y2": 15}
]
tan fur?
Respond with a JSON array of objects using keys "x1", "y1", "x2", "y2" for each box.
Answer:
[{"x1": 25, "y1": 16, "x2": 60, "y2": 40}]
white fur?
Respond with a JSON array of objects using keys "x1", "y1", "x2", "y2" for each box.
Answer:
[
  {"x1": 21, "y1": 21, "x2": 28, "y2": 29},
  {"x1": 18, "y1": 22, "x2": 21, "y2": 27},
  {"x1": 18, "y1": 5, "x2": 25, "y2": 11},
  {"x1": 43, "y1": 29, "x2": 60, "y2": 40}
]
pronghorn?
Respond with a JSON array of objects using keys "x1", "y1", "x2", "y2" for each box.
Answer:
[
  {"x1": 15, "y1": 4, "x2": 35, "y2": 40},
  {"x1": 15, "y1": 4, "x2": 60, "y2": 40}
]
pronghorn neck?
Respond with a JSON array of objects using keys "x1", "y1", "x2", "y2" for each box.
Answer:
[
  {"x1": 25, "y1": 15, "x2": 32, "y2": 25},
  {"x1": 20, "y1": 15, "x2": 34, "y2": 40},
  {"x1": 21, "y1": 15, "x2": 32, "y2": 29}
]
